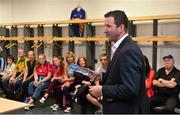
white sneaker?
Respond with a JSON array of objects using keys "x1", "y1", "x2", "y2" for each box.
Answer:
[
  {"x1": 29, "y1": 103, "x2": 35, "y2": 107},
  {"x1": 51, "y1": 104, "x2": 59, "y2": 111},
  {"x1": 64, "y1": 107, "x2": 71, "y2": 113},
  {"x1": 24, "y1": 105, "x2": 30, "y2": 111},
  {"x1": 50, "y1": 104, "x2": 59, "y2": 109},
  {"x1": 39, "y1": 97, "x2": 46, "y2": 104},
  {"x1": 74, "y1": 98, "x2": 78, "y2": 103},
  {"x1": 24, "y1": 103, "x2": 34, "y2": 110}
]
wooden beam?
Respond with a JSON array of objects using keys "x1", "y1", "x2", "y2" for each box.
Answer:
[
  {"x1": 0, "y1": 19, "x2": 104, "y2": 26},
  {"x1": 0, "y1": 14, "x2": 179, "y2": 26},
  {"x1": 0, "y1": 37, "x2": 180, "y2": 42},
  {"x1": 132, "y1": 36, "x2": 180, "y2": 42},
  {"x1": 129, "y1": 14, "x2": 180, "y2": 21},
  {"x1": 0, "y1": 37, "x2": 108, "y2": 41}
]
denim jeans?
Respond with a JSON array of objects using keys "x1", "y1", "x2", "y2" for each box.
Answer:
[
  {"x1": 12, "y1": 77, "x2": 23, "y2": 91},
  {"x1": 2, "y1": 76, "x2": 11, "y2": 93},
  {"x1": 28, "y1": 80, "x2": 50, "y2": 100}
]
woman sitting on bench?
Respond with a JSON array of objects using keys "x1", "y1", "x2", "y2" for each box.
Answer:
[{"x1": 25, "y1": 54, "x2": 52, "y2": 110}]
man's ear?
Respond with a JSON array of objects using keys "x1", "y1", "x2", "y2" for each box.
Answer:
[{"x1": 118, "y1": 24, "x2": 125, "y2": 32}]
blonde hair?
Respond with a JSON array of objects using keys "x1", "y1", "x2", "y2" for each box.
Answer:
[{"x1": 66, "y1": 51, "x2": 75, "y2": 64}]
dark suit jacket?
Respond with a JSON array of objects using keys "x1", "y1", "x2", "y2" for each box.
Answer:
[{"x1": 102, "y1": 36, "x2": 149, "y2": 114}]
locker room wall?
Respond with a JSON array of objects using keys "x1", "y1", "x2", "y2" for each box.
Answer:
[{"x1": 0, "y1": 0, "x2": 180, "y2": 70}]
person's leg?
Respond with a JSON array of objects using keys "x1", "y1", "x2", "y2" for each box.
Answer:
[
  {"x1": 164, "y1": 97, "x2": 178, "y2": 113},
  {"x1": 86, "y1": 93, "x2": 102, "y2": 109},
  {"x1": 2, "y1": 77, "x2": 11, "y2": 94},
  {"x1": 39, "y1": 80, "x2": 59, "y2": 103},
  {"x1": 63, "y1": 87, "x2": 72, "y2": 106},
  {"x1": 24, "y1": 81, "x2": 36, "y2": 110},
  {"x1": 22, "y1": 77, "x2": 34, "y2": 99},
  {"x1": 12, "y1": 78, "x2": 23, "y2": 91},
  {"x1": 149, "y1": 95, "x2": 167, "y2": 113},
  {"x1": 55, "y1": 84, "x2": 63, "y2": 108},
  {"x1": 75, "y1": 85, "x2": 89, "y2": 114},
  {"x1": 32, "y1": 81, "x2": 50, "y2": 100},
  {"x1": 46, "y1": 80, "x2": 59, "y2": 97},
  {"x1": 28, "y1": 81, "x2": 35, "y2": 97},
  {"x1": 0, "y1": 77, "x2": 4, "y2": 90}
]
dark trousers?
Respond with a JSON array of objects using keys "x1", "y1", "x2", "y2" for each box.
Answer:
[
  {"x1": 150, "y1": 95, "x2": 178, "y2": 113},
  {"x1": 55, "y1": 84, "x2": 63, "y2": 108},
  {"x1": 62, "y1": 83, "x2": 75, "y2": 108},
  {"x1": 22, "y1": 77, "x2": 34, "y2": 98},
  {"x1": 74, "y1": 85, "x2": 90, "y2": 114},
  {"x1": 47, "y1": 80, "x2": 60, "y2": 96},
  {"x1": 0, "y1": 75, "x2": 5, "y2": 92}
]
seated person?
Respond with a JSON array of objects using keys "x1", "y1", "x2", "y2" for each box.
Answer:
[
  {"x1": 73, "y1": 57, "x2": 94, "y2": 114},
  {"x1": 9, "y1": 48, "x2": 28, "y2": 91},
  {"x1": 59, "y1": 51, "x2": 76, "y2": 113},
  {"x1": 49, "y1": 52, "x2": 76, "y2": 112},
  {"x1": 86, "y1": 53, "x2": 109, "y2": 114},
  {"x1": 39, "y1": 56, "x2": 65, "y2": 104},
  {"x1": 25, "y1": 54, "x2": 52, "y2": 110},
  {"x1": 22, "y1": 51, "x2": 36, "y2": 102},
  {"x1": 150, "y1": 55, "x2": 180, "y2": 113},
  {"x1": 144, "y1": 56, "x2": 155, "y2": 98},
  {"x1": 0, "y1": 55, "x2": 16, "y2": 96}
]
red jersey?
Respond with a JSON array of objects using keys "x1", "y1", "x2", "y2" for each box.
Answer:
[
  {"x1": 53, "y1": 63, "x2": 65, "y2": 78},
  {"x1": 35, "y1": 62, "x2": 51, "y2": 77}
]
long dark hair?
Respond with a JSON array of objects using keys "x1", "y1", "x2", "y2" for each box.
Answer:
[
  {"x1": 144, "y1": 56, "x2": 151, "y2": 78},
  {"x1": 77, "y1": 57, "x2": 91, "y2": 68},
  {"x1": 53, "y1": 56, "x2": 65, "y2": 74}
]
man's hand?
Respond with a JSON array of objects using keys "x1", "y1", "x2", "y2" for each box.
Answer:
[
  {"x1": 171, "y1": 78, "x2": 175, "y2": 81},
  {"x1": 89, "y1": 85, "x2": 102, "y2": 98}
]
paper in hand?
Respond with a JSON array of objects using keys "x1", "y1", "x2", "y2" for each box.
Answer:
[{"x1": 69, "y1": 64, "x2": 95, "y2": 80}]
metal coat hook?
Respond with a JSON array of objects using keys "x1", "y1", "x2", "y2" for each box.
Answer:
[{"x1": 6, "y1": 42, "x2": 17, "y2": 49}]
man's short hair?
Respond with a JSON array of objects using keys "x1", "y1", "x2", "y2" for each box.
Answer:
[
  {"x1": 104, "y1": 10, "x2": 129, "y2": 32},
  {"x1": 99, "y1": 53, "x2": 109, "y2": 60}
]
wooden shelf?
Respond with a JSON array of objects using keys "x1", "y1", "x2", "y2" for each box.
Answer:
[
  {"x1": 0, "y1": 37, "x2": 180, "y2": 42},
  {"x1": 0, "y1": 14, "x2": 179, "y2": 26},
  {"x1": 132, "y1": 36, "x2": 180, "y2": 42},
  {"x1": 0, "y1": 37, "x2": 107, "y2": 41},
  {"x1": 129, "y1": 14, "x2": 180, "y2": 21}
]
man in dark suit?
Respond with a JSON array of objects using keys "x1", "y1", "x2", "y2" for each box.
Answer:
[{"x1": 89, "y1": 10, "x2": 149, "y2": 114}]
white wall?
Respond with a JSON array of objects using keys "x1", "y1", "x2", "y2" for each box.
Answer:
[
  {"x1": 0, "y1": 0, "x2": 180, "y2": 70},
  {"x1": 1, "y1": 0, "x2": 180, "y2": 22}
]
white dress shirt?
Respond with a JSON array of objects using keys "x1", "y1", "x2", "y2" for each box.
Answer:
[{"x1": 111, "y1": 34, "x2": 128, "y2": 59}]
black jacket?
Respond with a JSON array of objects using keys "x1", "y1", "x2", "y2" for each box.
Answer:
[{"x1": 102, "y1": 36, "x2": 150, "y2": 114}]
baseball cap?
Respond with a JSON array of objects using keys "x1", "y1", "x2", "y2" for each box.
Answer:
[{"x1": 163, "y1": 54, "x2": 174, "y2": 60}]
